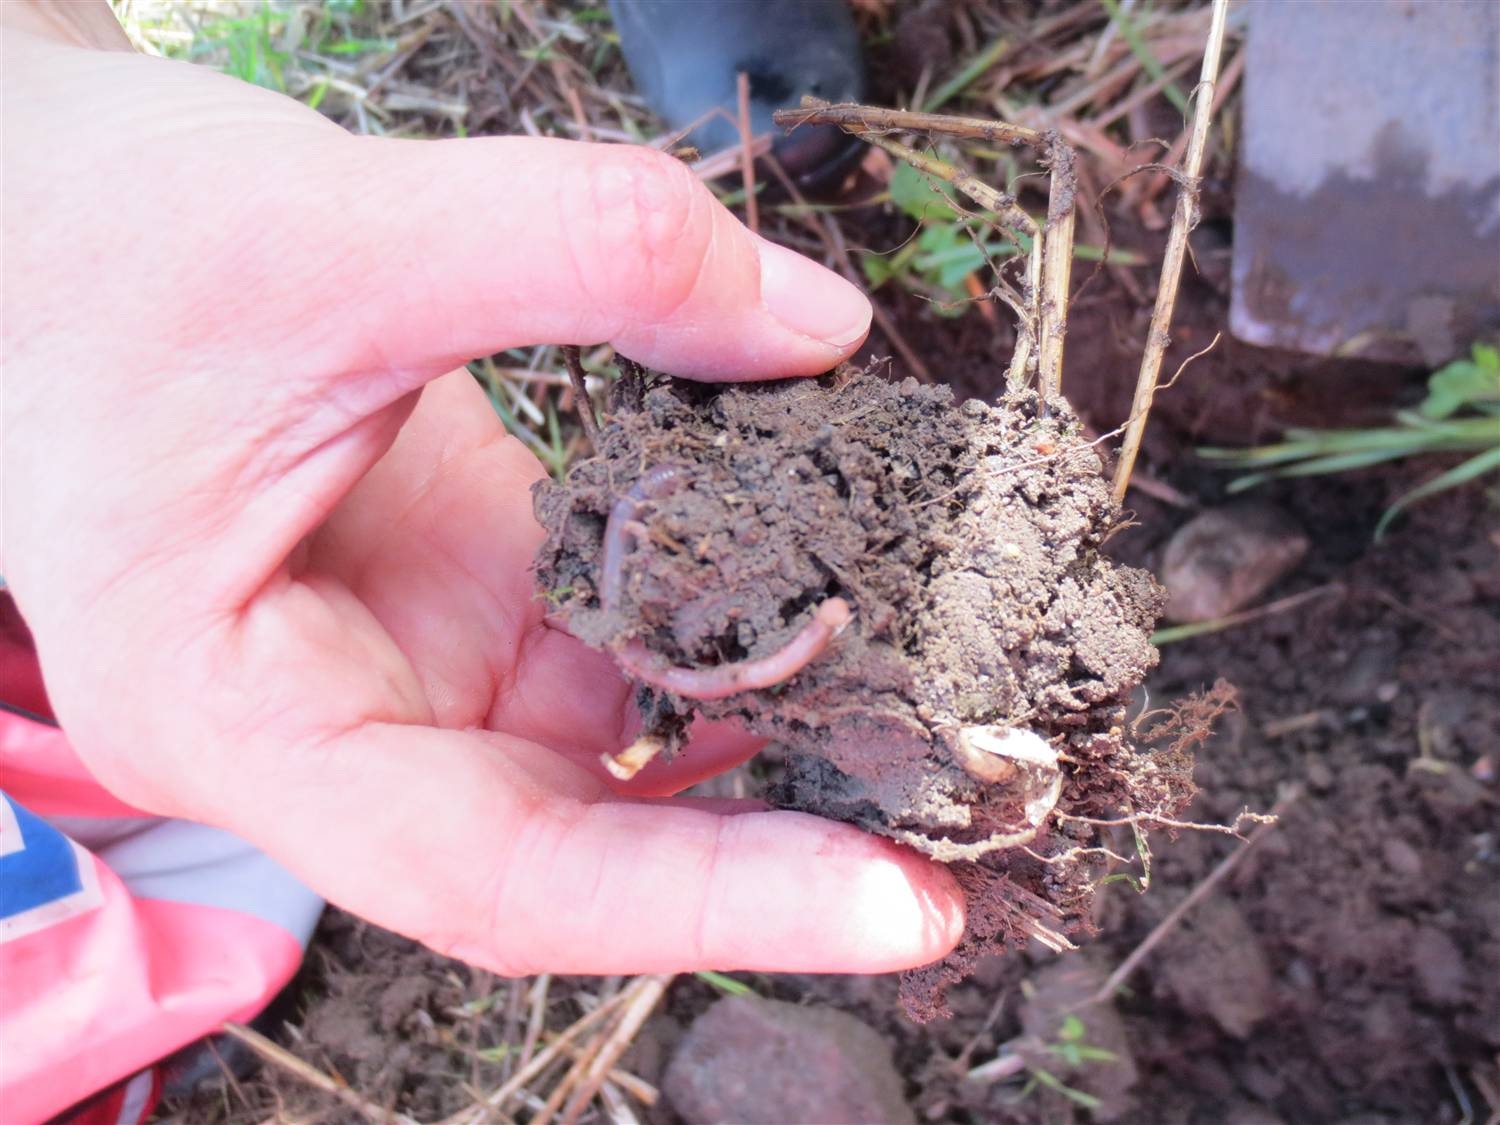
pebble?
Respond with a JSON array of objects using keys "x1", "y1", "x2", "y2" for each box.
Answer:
[
  {"x1": 1380, "y1": 838, "x2": 1423, "y2": 878},
  {"x1": 663, "y1": 996, "x2": 915, "y2": 1125},
  {"x1": 1409, "y1": 926, "x2": 1467, "y2": 1006},
  {"x1": 1159, "y1": 502, "x2": 1310, "y2": 623}
]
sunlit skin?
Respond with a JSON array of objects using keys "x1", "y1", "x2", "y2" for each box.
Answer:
[{"x1": 1, "y1": 3, "x2": 964, "y2": 976}]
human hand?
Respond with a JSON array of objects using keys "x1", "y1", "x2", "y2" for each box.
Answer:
[{"x1": 1, "y1": 6, "x2": 964, "y2": 975}]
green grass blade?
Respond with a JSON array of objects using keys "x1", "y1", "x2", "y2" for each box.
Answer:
[
  {"x1": 1099, "y1": 0, "x2": 1190, "y2": 114},
  {"x1": 1206, "y1": 426, "x2": 1484, "y2": 470},
  {"x1": 1252, "y1": 447, "x2": 1411, "y2": 479},
  {"x1": 1029, "y1": 1067, "x2": 1105, "y2": 1111},
  {"x1": 922, "y1": 35, "x2": 1010, "y2": 112},
  {"x1": 695, "y1": 970, "x2": 754, "y2": 996},
  {"x1": 1374, "y1": 444, "x2": 1500, "y2": 539}
]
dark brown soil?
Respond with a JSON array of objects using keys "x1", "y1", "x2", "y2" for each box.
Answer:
[{"x1": 532, "y1": 367, "x2": 1198, "y2": 1017}]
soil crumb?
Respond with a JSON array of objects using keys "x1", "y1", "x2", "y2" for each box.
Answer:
[{"x1": 534, "y1": 364, "x2": 1192, "y2": 1016}]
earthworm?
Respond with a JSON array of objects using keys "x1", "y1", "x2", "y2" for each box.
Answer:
[
  {"x1": 599, "y1": 464, "x2": 687, "y2": 611},
  {"x1": 599, "y1": 464, "x2": 852, "y2": 700},
  {"x1": 615, "y1": 596, "x2": 852, "y2": 701}
]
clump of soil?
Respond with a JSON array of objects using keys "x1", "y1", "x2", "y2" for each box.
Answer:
[{"x1": 533, "y1": 364, "x2": 1195, "y2": 1016}]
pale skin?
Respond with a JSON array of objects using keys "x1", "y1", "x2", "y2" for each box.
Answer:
[{"x1": 1, "y1": 4, "x2": 964, "y2": 976}]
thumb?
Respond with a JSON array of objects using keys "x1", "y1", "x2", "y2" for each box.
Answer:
[
  {"x1": 216, "y1": 722, "x2": 965, "y2": 977},
  {"x1": 314, "y1": 136, "x2": 871, "y2": 381}
]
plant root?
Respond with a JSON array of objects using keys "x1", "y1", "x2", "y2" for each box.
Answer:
[{"x1": 601, "y1": 735, "x2": 667, "y2": 782}]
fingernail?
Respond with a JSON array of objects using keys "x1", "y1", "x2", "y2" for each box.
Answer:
[{"x1": 757, "y1": 238, "x2": 872, "y2": 349}]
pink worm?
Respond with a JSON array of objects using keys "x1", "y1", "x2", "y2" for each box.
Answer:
[
  {"x1": 614, "y1": 597, "x2": 852, "y2": 701},
  {"x1": 599, "y1": 463, "x2": 686, "y2": 610},
  {"x1": 599, "y1": 464, "x2": 852, "y2": 701}
]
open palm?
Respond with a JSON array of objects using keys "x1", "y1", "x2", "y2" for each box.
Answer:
[{"x1": 2, "y1": 8, "x2": 962, "y2": 976}]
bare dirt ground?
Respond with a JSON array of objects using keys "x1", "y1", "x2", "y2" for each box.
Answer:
[{"x1": 140, "y1": 1, "x2": 1499, "y2": 1122}]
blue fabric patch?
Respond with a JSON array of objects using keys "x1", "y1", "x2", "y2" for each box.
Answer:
[{"x1": 0, "y1": 794, "x2": 84, "y2": 919}]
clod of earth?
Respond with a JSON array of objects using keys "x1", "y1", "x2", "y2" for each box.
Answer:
[{"x1": 533, "y1": 363, "x2": 1198, "y2": 1018}]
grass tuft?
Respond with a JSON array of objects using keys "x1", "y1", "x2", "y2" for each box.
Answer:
[{"x1": 1201, "y1": 344, "x2": 1500, "y2": 538}]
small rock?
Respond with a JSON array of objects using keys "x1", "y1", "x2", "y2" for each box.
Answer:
[
  {"x1": 1380, "y1": 838, "x2": 1423, "y2": 878},
  {"x1": 664, "y1": 996, "x2": 915, "y2": 1125},
  {"x1": 1156, "y1": 897, "x2": 1275, "y2": 1038},
  {"x1": 1410, "y1": 926, "x2": 1467, "y2": 1006},
  {"x1": 1332, "y1": 644, "x2": 1397, "y2": 706},
  {"x1": 1304, "y1": 758, "x2": 1335, "y2": 792},
  {"x1": 1159, "y1": 502, "x2": 1310, "y2": 623}
]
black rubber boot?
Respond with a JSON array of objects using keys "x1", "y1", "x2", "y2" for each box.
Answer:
[{"x1": 609, "y1": 0, "x2": 865, "y2": 184}]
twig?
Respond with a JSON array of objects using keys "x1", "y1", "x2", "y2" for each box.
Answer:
[
  {"x1": 777, "y1": 97, "x2": 1079, "y2": 397},
  {"x1": 691, "y1": 133, "x2": 772, "y2": 181},
  {"x1": 542, "y1": 1034, "x2": 660, "y2": 1106},
  {"x1": 761, "y1": 154, "x2": 936, "y2": 384},
  {"x1": 735, "y1": 71, "x2": 759, "y2": 234},
  {"x1": 560, "y1": 346, "x2": 599, "y2": 447},
  {"x1": 220, "y1": 1023, "x2": 421, "y2": 1125},
  {"x1": 774, "y1": 101, "x2": 1043, "y2": 146},
  {"x1": 870, "y1": 133, "x2": 1036, "y2": 239},
  {"x1": 519, "y1": 973, "x2": 552, "y2": 1076},
  {"x1": 1143, "y1": 45, "x2": 1245, "y2": 204},
  {"x1": 558, "y1": 974, "x2": 672, "y2": 1124},
  {"x1": 436, "y1": 987, "x2": 631, "y2": 1125},
  {"x1": 1150, "y1": 583, "x2": 1343, "y2": 647},
  {"x1": 1111, "y1": 0, "x2": 1230, "y2": 504},
  {"x1": 1088, "y1": 787, "x2": 1301, "y2": 1007},
  {"x1": 1038, "y1": 137, "x2": 1077, "y2": 398},
  {"x1": 599, "y1": 1081, "x2": 645, "y2": 1125},
  {"x1": 1085, "y1": 0, "x2": 1136, "y2": 76},
  {"x1": 484, "y1": 366, "x2": 600, "y2": 390}
]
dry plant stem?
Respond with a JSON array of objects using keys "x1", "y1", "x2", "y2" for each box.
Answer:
[
  {"x1": 777, "y1": 98, "x2": 1079, "y2": 397},
  {"x1": 544, "y1": 1034, "x2": 660, "y2": 1105},
  {"x1": 1088, "y1": 786, "x2": 1301, "y2": 1008},
  {"x1": 858, "y1": 132, "x2": 1043, "y2": 390},
  {"x1": 558, "y1": 974, "x2": 673, "y2": 1125},
  {"x1": 560, "y1": 346, "x2": 599, "y2": 447},
  {"x1": 1111, "y1": 0, "x2": 1230, "y2": 505},
  {"x1": 1144, "y1": 45, "x2": 1245, "y2": 205},
  {"x1": 1038, "y1": 139, "x2": 1078, "y2": 398},
  {"x1": 1152, "y1": 582, "x2": 1344, "y2": 645},
  {"x1": 691, "y1": 133, "x2": 771, "y2": 181},
  {"x1": 520, "y1": 972, "x2": 552, "y2": 1075},
  {"x1": 775, "y1": 101, "x2": 1043, "y2": 147},
  {"x1": 761, "y1": 151, "x2": 932, "y2": 385},
  {"x1": 220, "y1": 1023, "x2": 421, "y2": 1125},
  {"x1": 532, "y1": 1013, "x2": 610, "y2": 1125},
  {"x1": 866, "y1": 133, "x2": 1037, "y2": 240},
  {"x1": 436, "y1": 988, "x2": 631, "y2": 1125},
  {"x1": 599, "y1": 1081, "x2": 644, "y2": 1125},
  {"x1": 735, "y1": 71, "x2": 759, "y2": 234}
]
